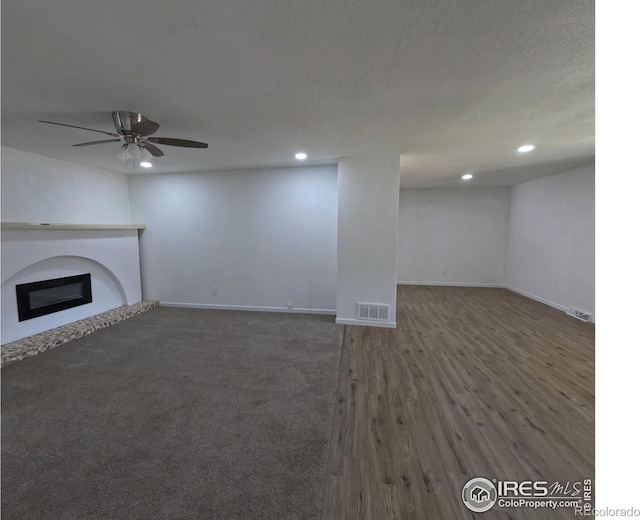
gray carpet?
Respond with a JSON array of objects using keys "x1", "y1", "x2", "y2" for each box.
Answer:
[{"x1": 2, "y1": 307, "x2": 343, "y2": 519}]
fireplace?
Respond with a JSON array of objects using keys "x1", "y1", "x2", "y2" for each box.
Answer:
[{"x1": 16, "y1": 274, "x2": 92, "y2": 322}]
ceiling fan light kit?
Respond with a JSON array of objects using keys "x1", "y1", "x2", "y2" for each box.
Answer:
[
  {"x1": 39, "y1": 111, "x2": 209, "y2": 168},
  {"x1": 125, "y1": 142, "x2": 142, "y2": 159}
]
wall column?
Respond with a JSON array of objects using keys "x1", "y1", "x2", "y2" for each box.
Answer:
[{"x1": 336, "y1": 153, "x2": 400, "y2": 327}]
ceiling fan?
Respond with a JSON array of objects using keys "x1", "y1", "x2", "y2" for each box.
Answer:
[{"x1": 39, "y1": 111, "x2": 208, "y2": 162}]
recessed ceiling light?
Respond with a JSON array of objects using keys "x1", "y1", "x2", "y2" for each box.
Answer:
[
  {"x1": 518, "y1": 144, "x2": 535, "y2": 153},
  {"x1": 295, "y1": 152, "x2": 307, "y2": 160},
  {"x1": 462, "y1": 173, "x2": 473, "y2": 180},
  {"x1": 140, "y1": 161, "x2": 152, "y2": 168}
]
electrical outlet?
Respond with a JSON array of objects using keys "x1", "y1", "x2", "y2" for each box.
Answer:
[
  {"x1": 287, "y1": 303, "x2": 293, "y2": 309},
  {"x1": 211, "y1": 287, "x2": 217, "y2": 295}
]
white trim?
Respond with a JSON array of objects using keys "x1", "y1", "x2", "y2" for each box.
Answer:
[
  {"x1": 159, "y1": 302, "x2": 336, "y2": 315},
  {"x1": 161, "y1": 287, "x2": 591, "y2": 326},
  {"x1": 397, "y1": 281, "x2": 504, "y2": 288},
  {"x1": 335, "y1": 318, "x2": 397, "y2": 329},
  {"x1": 502, "y1": 286, "x2": 569, "y2": 313}
]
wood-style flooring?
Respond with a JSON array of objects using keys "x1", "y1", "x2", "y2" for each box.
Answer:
[{"x1": 324, "y1": 285, "x2": 595, "y2": 520}]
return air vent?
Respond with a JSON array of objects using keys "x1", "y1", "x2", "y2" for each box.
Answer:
[
  {"x1": 357, "y1": 302, "x2": 390, "y2": 322},
  {"x1": 567, "y1": 307, "x2": 594, "y2": 323}
]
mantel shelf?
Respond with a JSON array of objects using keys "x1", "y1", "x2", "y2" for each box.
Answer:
[{"x1": 1, "y1": 222, "x2": 145, "y2": 230}]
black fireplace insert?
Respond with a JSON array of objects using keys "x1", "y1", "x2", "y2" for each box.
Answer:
[{"x1": 16, "y1": 273, "x2": 92, "y2": 321}]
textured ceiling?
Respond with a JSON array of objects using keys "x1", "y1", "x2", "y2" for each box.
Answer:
[{"x1": 1, "y1": 0, "x2": 594, "y2": 186}]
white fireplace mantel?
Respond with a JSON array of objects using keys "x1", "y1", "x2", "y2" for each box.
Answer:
[{"x1": 1, "y1": 222, "x2": 145, "y2": 230}]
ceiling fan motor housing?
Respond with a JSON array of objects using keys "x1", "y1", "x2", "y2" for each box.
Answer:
[{"x1": 112, "y1": 111, "x2": 152, "y2": 135}]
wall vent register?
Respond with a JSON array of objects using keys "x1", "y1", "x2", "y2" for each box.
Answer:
[
  {"x1": 357, "y1": 302, "x2": 391, "y2": 322},
  {"x1": 567, "y1": 307, "x2": 594, "y2": 323},
  {"x1": 16, "y1": 274, "x2": 92, "y2": 322}
]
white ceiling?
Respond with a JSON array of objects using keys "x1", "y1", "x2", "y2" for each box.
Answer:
[{"x1": 1, "y1": 0, "x2": 594, "y2": 187}]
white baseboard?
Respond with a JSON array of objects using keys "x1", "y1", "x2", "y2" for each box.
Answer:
[
  {"x1": 159, "y1": 302, "x2": 336, "y2": 315},
  {"x1": 335, "y1": 318, "x2": 397, "y2": 329},
  {"x1": 160, "y1": 288, "x2": 589, "y2": 325},
  {"x1": 398, "y1": 281, "x2": 504, "y2": 287},
  {"x1": 502, "y1": 286, "x2": 569, "y2": 313}
]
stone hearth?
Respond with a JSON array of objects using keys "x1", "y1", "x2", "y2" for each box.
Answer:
[{"x1": 1, "y1": 301, "x2": 159, "y2": 367}]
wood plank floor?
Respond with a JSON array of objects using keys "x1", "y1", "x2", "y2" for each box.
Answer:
[{"x1": 324, "y1": 286, "x2": 595, "y2": 520}]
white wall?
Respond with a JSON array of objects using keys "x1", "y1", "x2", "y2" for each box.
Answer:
[
  {"x1": 505, "y1": 163, "x2": 595, "y2": 315},
  {"x1": 336, "y1": 154, "x2": 400, "y2": 327},
  {"x1": 1, "y1": 146, "x2": 131, "y2": 224},
  {"x1": 398, "y1": 188, "x2": 511, "y2": 285},
  {"x1": 1, "y1": 147, "x2": 140, "y2": 343},
  {"x1": 128, "y1": 165, "x2": 337, "y2": 312}
]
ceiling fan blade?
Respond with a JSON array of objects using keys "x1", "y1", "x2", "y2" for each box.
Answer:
[
  {"x1": 131, "y1": 119, "x2": 160, "y2": 137},
  {"x1": 72, "y1": 139, "x2": 122, "y2": 147},
  {"x1": 146, "y1": 137, "x2": 208, "y2": 148},
  {"x1": 39, "y1": 120, "x2": 121, "y2": 137},
  {"x1": 141, "y1": 142, "x2": 164, "y2": 157}
]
